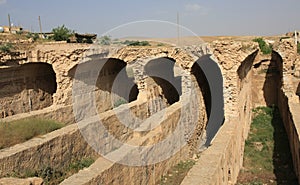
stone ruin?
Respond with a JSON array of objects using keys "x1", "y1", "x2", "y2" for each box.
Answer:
[{"x1": 0, "y1": 38, "x2": 299, "y2": 184}]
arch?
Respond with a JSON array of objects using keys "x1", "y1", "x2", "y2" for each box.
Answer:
[
  {"x1": 191, "y1": 60, "x2": 211, "y2": 118},
  {"x1": 144, "y1": 57, "x2": 182, "y2": 105},
  {"x1": 193, "y1": 55, "x2": 224, "y2": 147},
  {"x1": 68, "y1": 58, "x2": 139, "y2": 112},
  {"x1": 0, "y1": 62, "x2": 57, "y2": 118}
]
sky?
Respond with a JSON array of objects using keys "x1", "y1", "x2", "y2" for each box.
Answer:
[{"x1": 0, "y1": 0, "x2": 300, "y2": 38}]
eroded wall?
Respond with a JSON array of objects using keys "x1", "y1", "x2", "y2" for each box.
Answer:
[{"x1": 0, "y1": 63, "x2": 56, "y2": 118}]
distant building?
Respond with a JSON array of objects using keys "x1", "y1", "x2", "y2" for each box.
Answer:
[
  {"x1": 285, "y1": 31, "x2": 300, "y2": 44},
  {"x1": 67, "y1": 33, "x2": 97, "y2": 44},
  {"x1": 1, "y1": 26, "x2": 23, "y2": 34}
]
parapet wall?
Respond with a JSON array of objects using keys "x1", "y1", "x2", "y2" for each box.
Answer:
[{"x1": 61, "y1": 102, "x2": 189, "y2": 185}]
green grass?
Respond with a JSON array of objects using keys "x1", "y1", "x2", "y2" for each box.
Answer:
[
  {"x1": 67, "y1": 158, "x2": 95, "y2": 172},
  {"x1": 0, "y1": 118, "x2": 63, "y2": 149},
  {"x1": 160, "y1": 160, "x2": 195, "y2": 185},
  {"x1": 244, "y1": 107, "x2": 275, "y2": 173},
  {"x1": 238, "y1": 106, "x2": 298, "y2": 184}
]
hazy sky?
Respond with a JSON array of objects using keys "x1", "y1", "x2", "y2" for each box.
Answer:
[{"x1": 0, "y1": 0, "x2": 299, "y2": 38}]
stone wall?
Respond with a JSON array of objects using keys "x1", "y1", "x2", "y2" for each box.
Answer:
[
  {"x1": 61, "y1": 96, "x2": 204, "y2": 184},
  {"x1": 182, "y1": 40, "x2": 300, "y2": 185},
  {"x1": 0, "y1": 93, "x2": 206, "y2": 185},
  {"x1": 182, "y1": 48, "x2": 255, "y2": 184},
  {"x1": 0, "y1": 101, "x2": 148, "y2": 177},
  {"x1": 278, "y1": 89, "x2": 300, "y2": 184}
]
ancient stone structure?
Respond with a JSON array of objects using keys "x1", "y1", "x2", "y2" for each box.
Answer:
[{"x1": 0, "y1": 38, "x2": 299, "y2": 184}]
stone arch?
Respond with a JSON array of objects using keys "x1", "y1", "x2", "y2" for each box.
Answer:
[
  {"x1": 251, "y1": 50, "x2": 284, "y2": 107},
  {"x1": 144, "y1": 57, "x2": 182, "y2": 105},
  {"x1": 0, "y1": 62, "x2": 57, "y2": 118},
  {"x1": 192, "y1": 55, "x2": 224, "y2": 147},
  {"x1": 191, "y1": 59, "x2": 211, "y2": 118},
  {"x1": 68, "y1": 58, "x2": 139, "y2": 113}
]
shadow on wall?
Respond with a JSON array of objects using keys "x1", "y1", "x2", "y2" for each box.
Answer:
[
  {"x1": 0, "y1": 62, "x2": 57, "y2": 97},
  {"x1": 271, "y1": 107, "x2": 298, "y2": 184},
  {"x1": 296, "y1": 82, "x2": 300, "y2": 101},
  {"x1": 0, "y1": 62, "x2": 57, "y2": 118},
  {"x1": 191, "y1": 60, "x2": 211, "y2": 119},
  {"x1": 144, "y1": 57, "x2": 182, "y2": 105},
  {"x1": 263, "y1": 51, "x2": 283, "y2": 107},
  {"x1": 68, "y1": 58, "x2": 139, "y2": 110},
  {"x1": 237, "y1": 50, "x2": 259, "y2": 80},
  {"x1": 193, "y1": 55, "x2": 224, "y2": 147},
  {"x1": 262, "y1": 51, "x2": 298, "y2": 183}
]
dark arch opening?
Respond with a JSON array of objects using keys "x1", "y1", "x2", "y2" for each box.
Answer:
[
  {"x1": 144, "y1": 57, "x2": 182, "y2": 105},
  {"x1": 296, "y1": 83, "x2": 300, "y2": 101},
  {"x1": 98, "y1": 58, "x2": 139, "y2": 105},
  {"x1": 191, "y1": 61, "x2": 211, "y2": 118},
  {"x1": 68, "y1": 58, "x2": 139, "y2": 111},
  {"x1": 193, "y1": 55, "x2": 224, "y2": 146},
  {"x1": 0, "y1": 62, "x2": 57, "y2": 118}
]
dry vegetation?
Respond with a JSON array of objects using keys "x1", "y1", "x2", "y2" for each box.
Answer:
[{"x1": 0, "y1": 118, "x2": 63, "y2": 149}]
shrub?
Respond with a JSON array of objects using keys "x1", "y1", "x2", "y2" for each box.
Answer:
[
  {"x1": 7, "y1": 158, "x2": 95, "y2": 184},
  {"x1": 26, "y1": 33, "x2": 40, "y2": 41},
  {"x1": 114, "y1": 98, "x2": 128, "y2": 108},
  {"x1": 68, "y1": 158, "x2": 95, "y2": 172},
  {"x1": 253, "y1": 38, "x2": 272, "y2": 55},
  {"x1": 123, "y1": 40, "x2": 150, "y2": 46},
  {"x1": 0, "y1": 43, "x2": 13, "y2": 53},
  {"x1": 51, "y1": 25, "x2": 74, "y2": 41}
]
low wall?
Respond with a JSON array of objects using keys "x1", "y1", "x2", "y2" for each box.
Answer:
[
  {"x1": 278, "y1": 90, "x2": 300, "y2": 184},
  {"x1": 61, "y1": 102, "x2": 193, "y2": 185},
  {"x1": 0, "y1": 97, "x2": 203, "y2": 185},
  {"x1": 1, "y1": 105, "x2": 75, "y2": 125},
  {"x1": 181, "y1": 117, "x2": 241, "y2": 185},
  {"x1": 0, "y1": 101, "x2": 148, "y2": 177}
]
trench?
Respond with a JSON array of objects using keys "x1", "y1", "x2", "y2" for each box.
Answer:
[{"x1": 237, "y1": 51, "x2": 298, "y2": 184}]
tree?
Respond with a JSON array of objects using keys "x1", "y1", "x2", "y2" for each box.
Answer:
[
  {"x1": 51, "y1": 25, "x2": 73, "y2": 41},
  {"x1": 99, "y1": 35, "x2": 111, "y2": 45}
]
